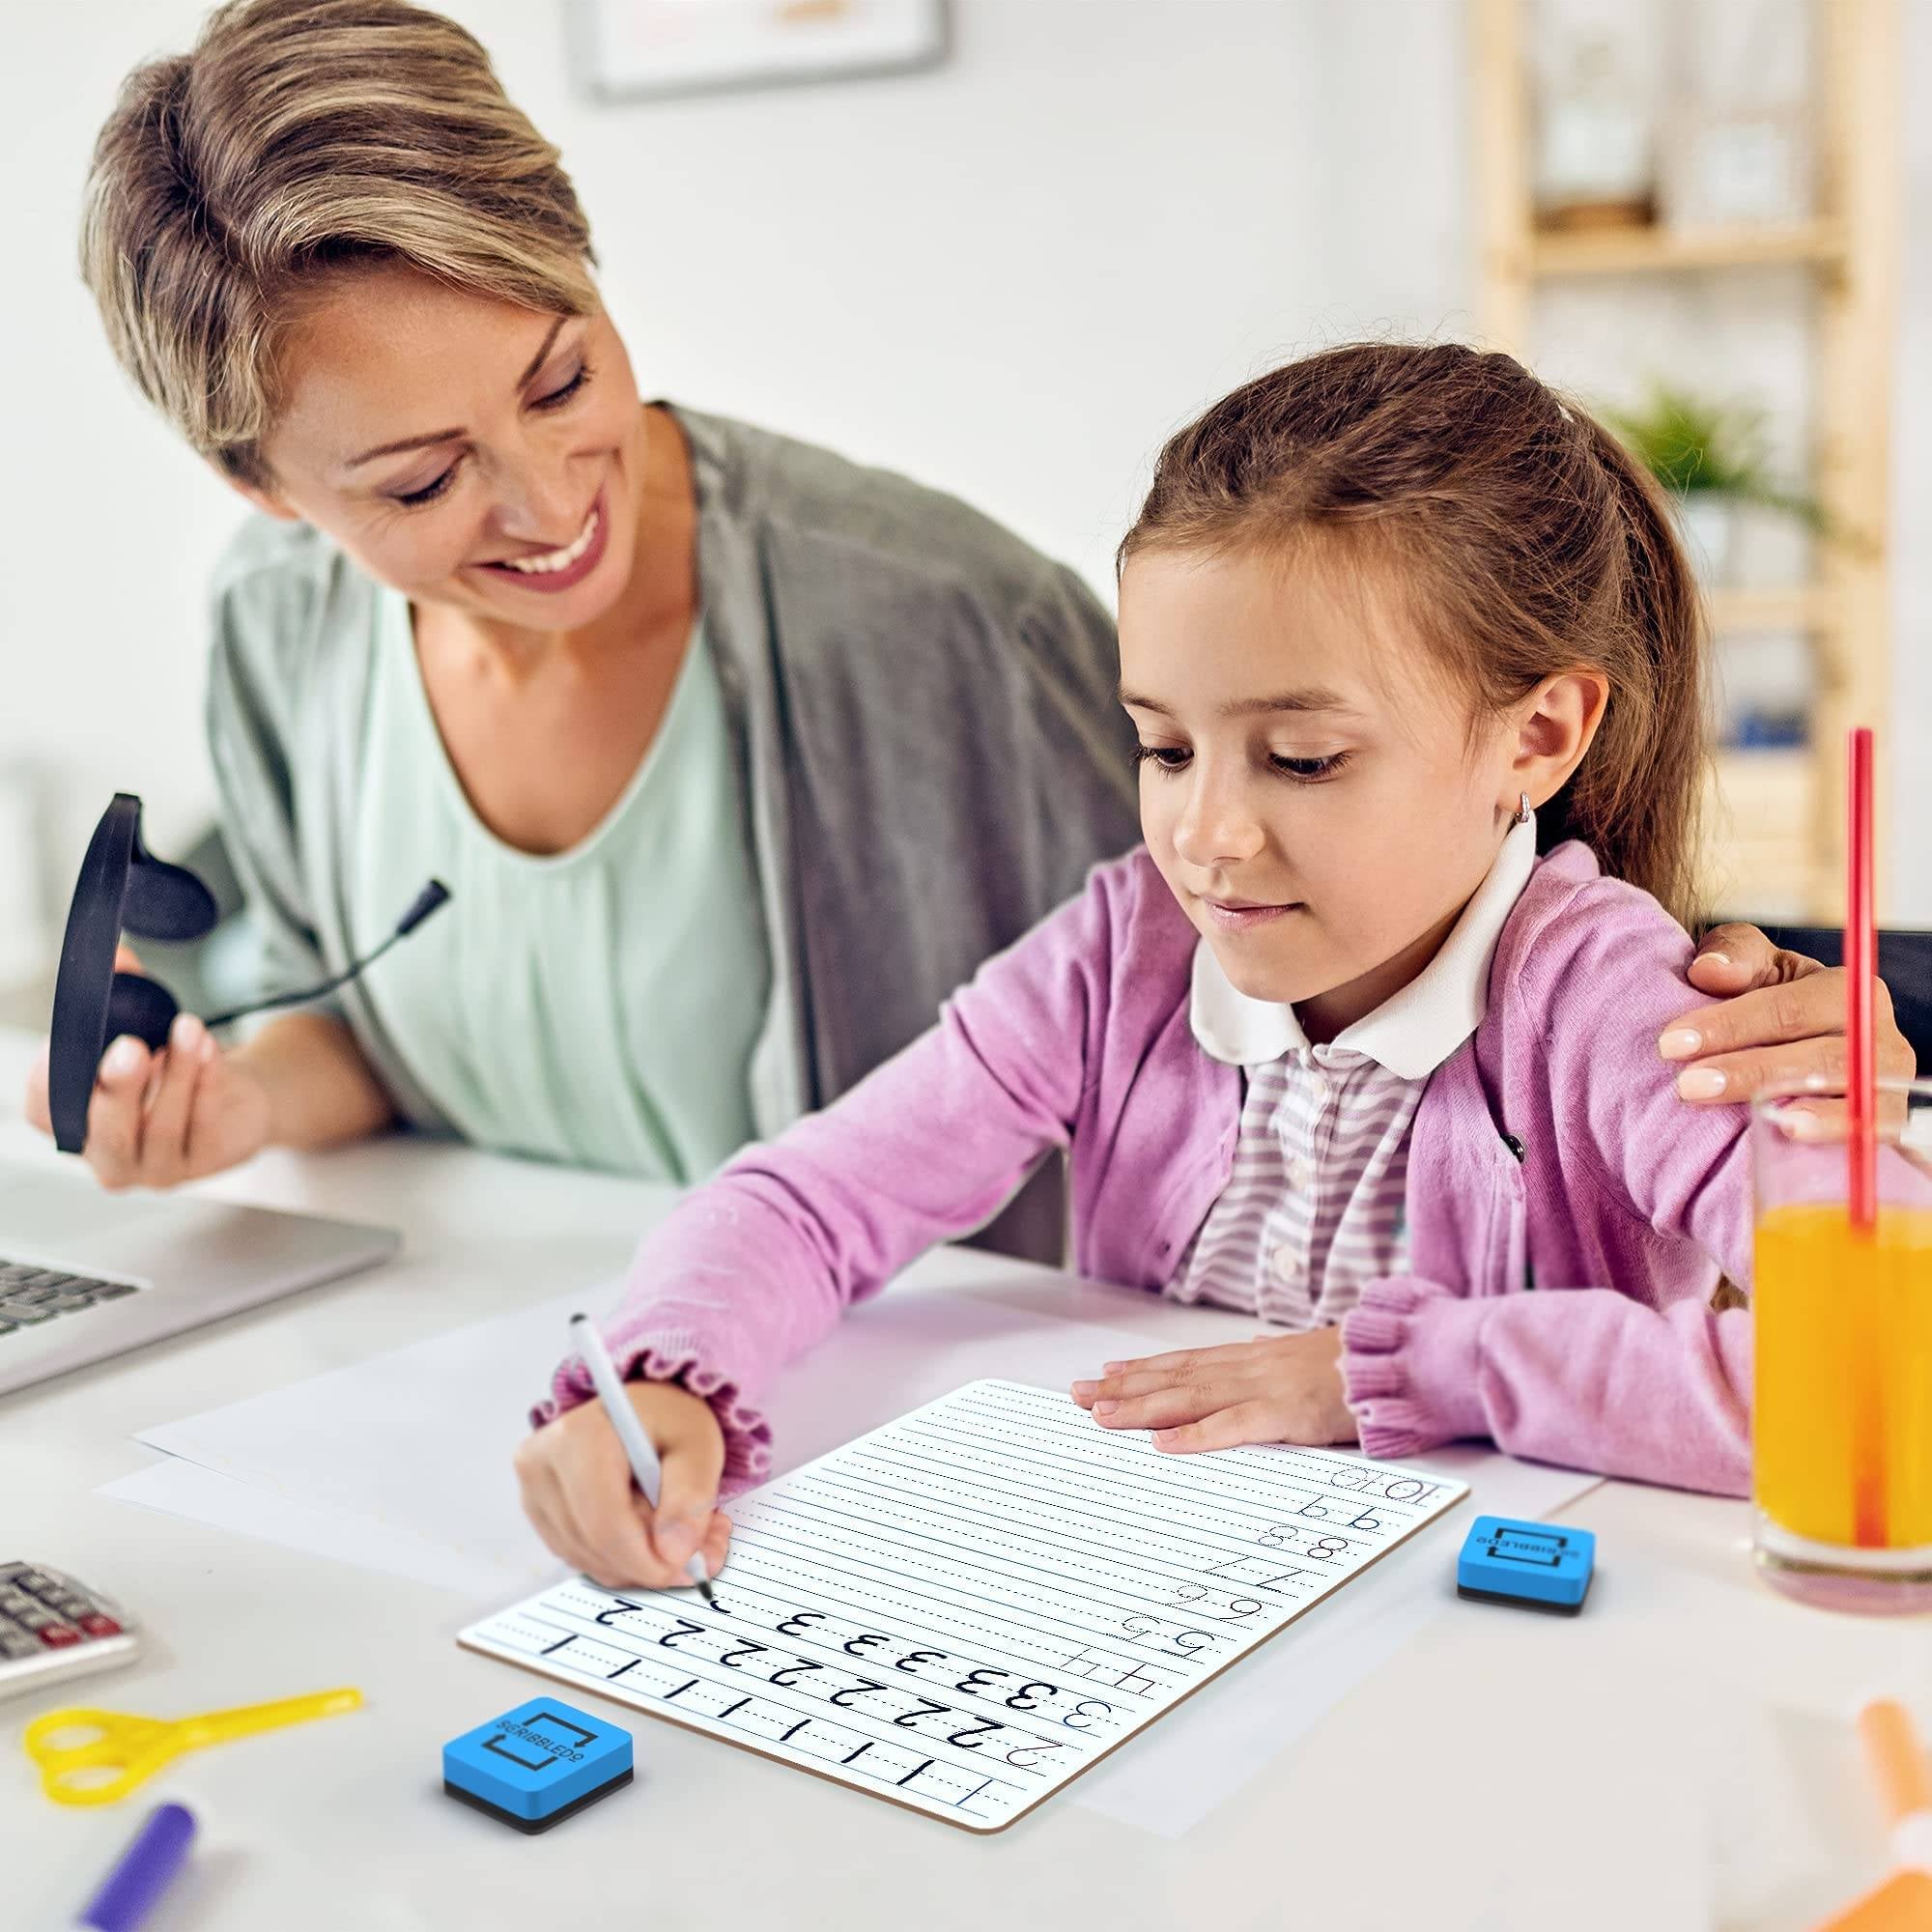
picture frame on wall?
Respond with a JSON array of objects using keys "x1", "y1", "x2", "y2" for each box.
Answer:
[{"x1": 569, "y1": 0, "x2": 950, "y2": 104}]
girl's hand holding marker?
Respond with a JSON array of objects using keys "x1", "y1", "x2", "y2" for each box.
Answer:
[{"x1": 513, "y1": 1318, "x2": 728, "y2": 1595}]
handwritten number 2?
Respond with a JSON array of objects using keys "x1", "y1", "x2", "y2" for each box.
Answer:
[
  {"x1": 656, "y1": 1618, "x2": 707, "y2": 1650},
  {"x1": 891, "y1": 1698, "x2": 949, "y2": 1729}
]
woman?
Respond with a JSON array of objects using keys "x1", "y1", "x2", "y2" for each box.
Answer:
[{"x1": 28, "y1": 0, "x2": 1905, "y2": 1237}]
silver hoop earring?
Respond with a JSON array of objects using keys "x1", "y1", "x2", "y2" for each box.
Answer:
[{"x1": 1516, "y1": 792, "x2": 1532, "y2": 826}]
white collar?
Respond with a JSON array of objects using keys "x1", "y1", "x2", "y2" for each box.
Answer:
[{"x1": 1188, "y1": 811, "x2": 1539, "y2": 1078}]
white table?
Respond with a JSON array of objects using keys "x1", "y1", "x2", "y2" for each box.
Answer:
[{"x1": 0, "y1": 1027, "x2": 1918, "y2": 1932}]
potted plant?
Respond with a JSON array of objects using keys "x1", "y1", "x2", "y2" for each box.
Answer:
[{"x1": 1606, "y1": 383, "x2": 1822, "y2": 585}]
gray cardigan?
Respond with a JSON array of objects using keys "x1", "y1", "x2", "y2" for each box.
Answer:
[{"x1": 205, "y1": 407, "x2": 1140, "y2": 1208}]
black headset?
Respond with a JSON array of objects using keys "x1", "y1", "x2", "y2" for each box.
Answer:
[{"x1": 47, "y1": 794, "x2": 449, "y2": 1154}]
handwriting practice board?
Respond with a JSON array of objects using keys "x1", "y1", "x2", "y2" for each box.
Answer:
[{"x1": 459, "y1": 1379, "x2": 1467, "y2": 1832}]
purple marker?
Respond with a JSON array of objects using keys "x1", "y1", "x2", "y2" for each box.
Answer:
[{"x1": 68, "y1": 1803, "x2": 196, "y2": 1932}]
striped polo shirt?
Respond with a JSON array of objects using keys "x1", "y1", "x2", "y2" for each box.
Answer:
[{"x1": 1167, "y1": 814, "x2": 1537, "y2": 1326}]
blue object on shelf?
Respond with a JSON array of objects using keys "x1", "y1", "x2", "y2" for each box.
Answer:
[
  {"x1": 443, "y1": 1698, "x2": 634, "y2": 1833},
  {"x1": 1456, "y1": 1514, "x2": 1596, "y2": 1614}
]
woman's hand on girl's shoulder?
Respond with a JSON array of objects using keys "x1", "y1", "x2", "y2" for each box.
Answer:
[
  {"x1": 514, "y1": 1378, "x2": 731, "y2": 1590},
  {"x1": 1660, "y1": 922, "x2": 1915, "y2": 1106},
  {"x1": 1071, "y1": 1330, "x2": 1357, "y2": 1453}
]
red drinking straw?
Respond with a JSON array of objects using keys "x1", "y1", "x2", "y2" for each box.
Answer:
[
  {"x1": 1848, "y1": 726, "x2": 1877, "y2": 1229},
  {"x1": 1845, "y1": 725, "x2": 1885, "y2": 1548}
]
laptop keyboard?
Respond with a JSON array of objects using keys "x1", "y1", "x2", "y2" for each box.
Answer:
[{"x1": 0, "y1": 1261, "x2": 141, "y2": 1336}]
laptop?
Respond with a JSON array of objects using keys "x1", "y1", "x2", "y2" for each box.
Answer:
[{"x1": 0, "y1": 1165, "x2": 398, "y2": 1398}]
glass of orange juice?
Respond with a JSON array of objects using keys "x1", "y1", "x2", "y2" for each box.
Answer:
[{"x1": 1752, "y1": 1077, "x2": 1932, "y2": 1613}]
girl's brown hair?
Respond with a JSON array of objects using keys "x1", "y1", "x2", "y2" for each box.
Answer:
[
  {"x1": 1121, "y1": 342, "x2": 1707, "y2": 926},
  {"x1": 81, "y1": 0, "x2": 598, "y2": 489}
]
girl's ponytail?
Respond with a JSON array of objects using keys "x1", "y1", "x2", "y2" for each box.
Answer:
[{"x1": 1551, "y1": 417, "x2": 1707, "y2": 928}]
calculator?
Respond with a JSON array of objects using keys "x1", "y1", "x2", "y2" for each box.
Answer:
[{"x1": 0, "y1": 1563, "x2": 141, "y2": 1700}]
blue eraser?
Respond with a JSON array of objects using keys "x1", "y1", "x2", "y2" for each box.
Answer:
[
  {"x1": 443, "y1": 1698, "x2": 634, "y2": 1833},
  {"x1": 1457, "y1": 1514, "x2": 1596, "y2": 1614}
]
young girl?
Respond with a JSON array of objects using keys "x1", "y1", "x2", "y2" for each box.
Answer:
[{"x1": 515, "y1": 342, "x2": 1754, "y2": 1591}]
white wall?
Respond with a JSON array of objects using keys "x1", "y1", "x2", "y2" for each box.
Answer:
[{"x1": 2, "y1": 0, "x2": 1924, "y2": 942}]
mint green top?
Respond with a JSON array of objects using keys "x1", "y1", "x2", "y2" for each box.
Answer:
[{"x1": 347, "y1": 589, "x2": 768, "y2": 1179}]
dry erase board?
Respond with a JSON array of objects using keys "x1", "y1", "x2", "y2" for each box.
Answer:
[{"x1": 460, "y1": 1379, "x2": 1468, "y2": 1832}]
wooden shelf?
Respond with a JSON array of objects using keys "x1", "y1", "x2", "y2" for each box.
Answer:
[
  {"x1": 1474, "y1": 0, "x2": 1896, "y2": 923},
  {"x1": 1711, "y1": 747, "x2": 1814, "y2": 794},
  {"x1": 1529, "y1": 220, "x2": 1845, "y2": 277},
  {"x1": 1707, "y1": 585, "x2": 1836, "y2": 634},
  {"x1": 1702, "y1": 752, "x2": 1821, "y2": 920}
]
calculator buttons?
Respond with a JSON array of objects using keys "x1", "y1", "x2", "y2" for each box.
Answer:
[{"x1": 0, "y1": 1561, "x2": 139, "y2": 1700}]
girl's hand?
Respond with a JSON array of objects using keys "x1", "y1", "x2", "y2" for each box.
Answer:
[
  {"x1": 514, "y1": 1379, "x2": 732, "y2": 1591},
  {"x1": 1071, "y1": 1329, "x2": 1357, "y2": 1453},
  {"x1": 25, "y1": 1006, "x2": 272, "y2": 1189}
]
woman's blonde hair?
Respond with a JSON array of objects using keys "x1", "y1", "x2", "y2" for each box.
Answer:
[{"x1": 81, "y1": 0, "x2": 598, "y2": 486}]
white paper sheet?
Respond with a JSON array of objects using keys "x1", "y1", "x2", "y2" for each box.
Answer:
[
  {"x1": 459, "y1": 1379, "x2": 1471, "y2": 1833},
  {"x1": 102, "y1": 1262, "x2": 1603, "y2": 1836},
  {"x1": 116, "y1": 1267, "x2": 1166, "y2": 1592},
  {"x1": 97, "y1": 1457, "x2": 534, "y2": 1599}
]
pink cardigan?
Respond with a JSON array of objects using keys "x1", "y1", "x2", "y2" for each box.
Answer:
[{"x1": 542, "y1": 844, "x2": 1757, "y2": 1495}]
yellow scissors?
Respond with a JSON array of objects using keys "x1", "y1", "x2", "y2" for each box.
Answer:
[{"x1": 24, "y1": 1688, "x2": 363, "y2": 1805}]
